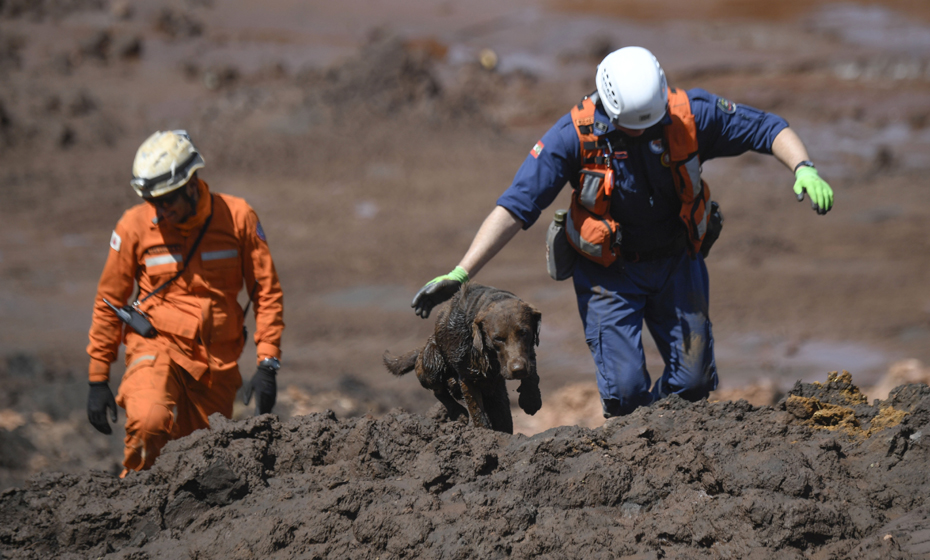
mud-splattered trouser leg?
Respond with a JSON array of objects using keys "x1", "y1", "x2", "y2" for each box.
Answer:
[
  {"x1": 115, "y1": 351, "x2": 241, "y2": 473},
  {"x1": 645, "y1": 252, "x2": 718, "y2": 405},
  {"x1": 573, "y1": 252, "x2": 717, "y2": 417}
]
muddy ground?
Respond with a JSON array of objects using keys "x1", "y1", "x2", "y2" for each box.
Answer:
[
  {"x1": 2, "y1": 0, "x2": 930, "y2": 556},
  {"x1": 3, "y1": 373, "x2": 930, "y2": 558}
]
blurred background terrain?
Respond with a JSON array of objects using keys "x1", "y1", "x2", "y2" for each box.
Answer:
[{"x1": 1, "y1": 0, "x2": 930, "y2": 489}]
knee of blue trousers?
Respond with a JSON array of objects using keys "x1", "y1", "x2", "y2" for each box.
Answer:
[
  {"x1": 593, "y1": 355, "x2": 654, "y2": 417},
  {"x1": 652, "y1": 361, "x2": 718, "y2": 402}
]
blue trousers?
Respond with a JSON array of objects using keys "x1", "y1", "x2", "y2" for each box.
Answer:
[{"x1": 572, "y1": 251, "x2": 718, "y2": 417}]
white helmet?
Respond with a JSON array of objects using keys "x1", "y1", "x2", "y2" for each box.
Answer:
[
  {"x1": 595, "y1": 47, "x2": 668, "y2": 130},
  {"x1": 130, "y1": 130, "x2": 204, "y2": 198}
]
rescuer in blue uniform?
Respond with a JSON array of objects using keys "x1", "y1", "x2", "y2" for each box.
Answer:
[{"x1": 411, "y1": 46, "x2": 834, "y2": 418}]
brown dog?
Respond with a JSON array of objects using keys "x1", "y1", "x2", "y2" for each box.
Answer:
[{"x1": 383, "y1": 283, "x2": 542, "y2": 434}]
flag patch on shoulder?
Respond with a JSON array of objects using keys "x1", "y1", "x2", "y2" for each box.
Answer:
[
  {"x1": 716, "y1": 97, "x2": 737, "y2": 114},
  {"x1": 256, "y1": 222, "x2": 266, "y2": 242},
  {"x1": 110, "y1": 231, "x2": 122, "y2": 252},
  {"x1": 530, "y1": 140, "x2": 544, "y2": 159}
]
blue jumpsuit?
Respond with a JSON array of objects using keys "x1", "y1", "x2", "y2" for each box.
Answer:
[{"x1": 497, "y1": 88, "x2": 788, "y2": 416}]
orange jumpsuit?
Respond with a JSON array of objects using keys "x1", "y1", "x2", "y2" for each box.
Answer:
[{"x1": 87, "y1": 179, "x2": 284, "y2": 472}]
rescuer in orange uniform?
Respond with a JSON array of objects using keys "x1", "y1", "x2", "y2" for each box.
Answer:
[{"x1": 86, "y1": 130, "x2": 285, "y2": 473}]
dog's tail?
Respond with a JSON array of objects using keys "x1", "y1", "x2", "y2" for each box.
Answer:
[{"x1": 382, "y1": 349, "x2": 419, "y2": 376}]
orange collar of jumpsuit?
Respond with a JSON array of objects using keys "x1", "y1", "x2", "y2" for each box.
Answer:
[{"x1": 151, "y1": 177, "x2": 212, "y2": 234}]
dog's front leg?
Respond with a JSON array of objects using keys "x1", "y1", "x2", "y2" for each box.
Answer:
[
  {"x1": 517, "y1": 373, "x2": 542, "y2": 416},
  {"x1": 458, "y1": 377, "x2": 492, "y2": 430}
]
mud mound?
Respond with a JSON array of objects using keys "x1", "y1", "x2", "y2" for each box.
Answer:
[
  {"x1": 0, "y1": 0, "x2": 105, "y2": 21},
  {"x1": 865, "y1": 360, "x2": 930, "y2": 403},
  {"x1": 513, "y1": 382, "x2": 604, "y2": 434},
  {"x1": 2, "y1": 376, "x2": 929, "y2": 559},
  {"x1": 319, "y1": 33, "x2": 442, "y2": 116}
]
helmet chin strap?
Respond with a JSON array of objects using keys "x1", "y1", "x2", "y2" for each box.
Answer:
[{"x1": 177, "y1": 177, "x2": 200, "y2": 223}]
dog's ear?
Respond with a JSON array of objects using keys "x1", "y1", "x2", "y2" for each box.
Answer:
[
  {"x1": 471, "y1": 316, "x2": 484, "y2": 355},
  {"x1": 528, "y1": 305, "x2": 542, "y2": 347},
  {"x1": 470, "y1": 311, "x2": 490, "y2": 374}
]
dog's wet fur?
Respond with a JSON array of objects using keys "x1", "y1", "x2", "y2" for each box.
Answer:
[{"x1": 384, "y1": 283, "x2": 542, "y2": 433}]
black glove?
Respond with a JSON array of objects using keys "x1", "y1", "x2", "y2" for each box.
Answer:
[
  {"x1": 242, "y1": 358, "x2": 278, "y2": 415},
  {"x1": 412, "y1": 266, "x2": 469, "y2": 319},
  {"x1": 87, "y1": 382, "x2": 118, "y2": 435}
]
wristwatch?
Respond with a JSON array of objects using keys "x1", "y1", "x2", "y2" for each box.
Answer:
[
  {"x1": 259, "y1": 357, "x2": 281, "y2": 371},
  {"x1": 793, "y1": 160, "x2": 815, "y2": 173}
]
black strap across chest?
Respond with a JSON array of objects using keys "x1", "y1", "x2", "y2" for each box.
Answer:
[{"x1": 136, "y1": 195, "x2": 214, "y2": 306}]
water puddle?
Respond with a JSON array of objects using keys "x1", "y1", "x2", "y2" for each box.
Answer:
[{"x1": 714, "y1": 332, "x2": 893, "y2": 388}]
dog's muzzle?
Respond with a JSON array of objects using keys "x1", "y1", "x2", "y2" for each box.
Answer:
[{"x1": 508, "y1": 359, "x2": 531, "y2": 380}]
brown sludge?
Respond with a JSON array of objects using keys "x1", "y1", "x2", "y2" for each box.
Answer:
[
  {"x1": 4, "y1": 0, "x2": 930, "y2": 557},
  {"x1": 2, "y1": 374, "x2": 929, "y2": 558}
]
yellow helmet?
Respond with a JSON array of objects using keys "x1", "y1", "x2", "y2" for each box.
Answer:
[{"x1": 130, "y1": 130, "x2": 205, "y2": 198}]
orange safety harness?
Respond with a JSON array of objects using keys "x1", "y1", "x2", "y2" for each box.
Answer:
[{"x1": 565, "y1": 88, "x2": 712, "y2": 267}]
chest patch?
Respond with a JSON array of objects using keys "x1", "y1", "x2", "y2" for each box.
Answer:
[
  {"x1": 649, "y1": 139, "x2": 664, "y2": 154},
  {"x1": 109, "y1": 231, "x2": 122, "y2": 252},
  {"x1": 716, "y1": 97, "x2": 737, "y2": 114},
  {"x1": 530, "y1": 140, "x2": 544, "y2": 159}
]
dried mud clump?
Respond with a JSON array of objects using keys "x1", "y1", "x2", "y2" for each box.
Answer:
[
  {"x1": 0, "y1": 0, "x2": 105, "y2": 21},
  {"x1": 320, "y1": 33, "x2": 442, "y2": 117},
  {"x1": 154, "y1": 7, "x2": 203, "y2": 40},
  {"x1": 0, "y1": 98, "x2": 12, "y2": 145},
  {"x1": 2, "y1": 378, "x2": 930, "y2": 559}
]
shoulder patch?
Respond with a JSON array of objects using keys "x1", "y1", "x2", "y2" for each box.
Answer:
[
  {"x1": 256, "y1": 221, "x2": 267, "y2": 242},
  {"x1": 530, "y1": 140, "x2": 544, "y2": 159},
  {"x1": 716, "y1": 97, "x2": 737, "y2": 114},
  {"x1": 110, "y1": 231, "x2": 122, "y2": 252}
]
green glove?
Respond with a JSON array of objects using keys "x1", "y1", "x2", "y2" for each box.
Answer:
[
  {"x1": 412, "y1": 266, "x2": 469, "y2": 319},
  {"x1": 793, "y1": 166, "x2": 833, "y2": 215}
]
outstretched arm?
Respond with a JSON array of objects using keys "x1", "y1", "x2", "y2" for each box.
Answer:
[
  {"x1": 771, "y1": 127, "x2": 834, "y2": 215},
  {"x1": 771, "y1": 127, "x2": 810, "y2": 172},
  {"x1": 412, "y1": 206, "x2": 524, "y2": 318},
  {"x1": 456, "y1": 205, "x2": 524, "y2": 277}
]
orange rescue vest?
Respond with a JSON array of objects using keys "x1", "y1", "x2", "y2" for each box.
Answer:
[{"x1": 566, "y1": 88, "x2": 712, "y2": 266}]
